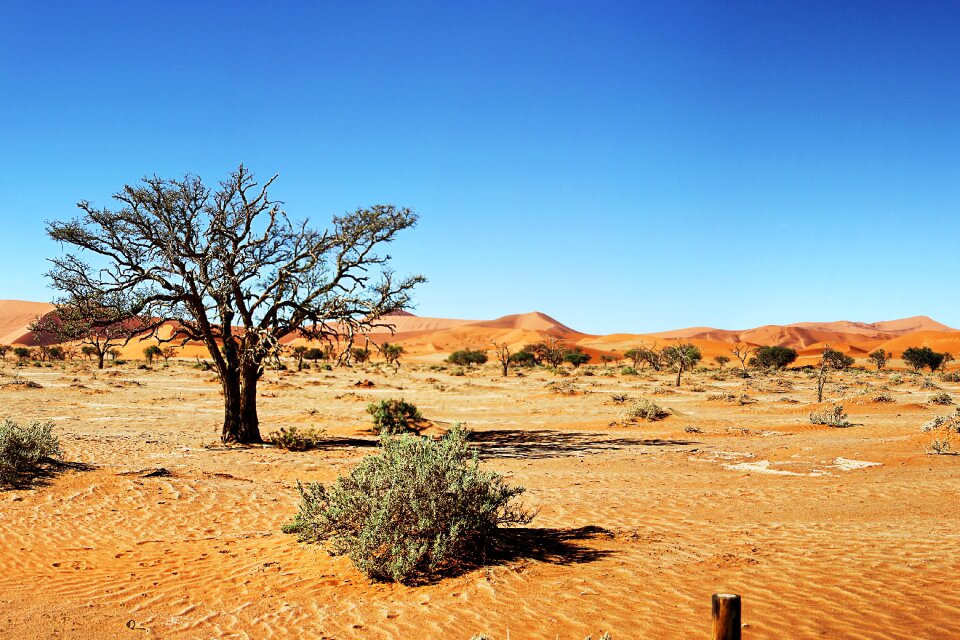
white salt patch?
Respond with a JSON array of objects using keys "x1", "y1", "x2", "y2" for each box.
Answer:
[{"x1": 831, "y1": 457, "x2": 882, "y2": 471}]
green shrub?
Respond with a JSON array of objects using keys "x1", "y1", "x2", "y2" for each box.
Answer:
[
  {"x1": 751, "y1": 346, "x2": 798, "y2": 369},
  {"x1": 284, "y1": 425, "x2": 532, "y2": 583},
  {"x1": 0, "y1": 420, "x2": 62, "y2": 486},
  {"x1": 809, "y1": 404, "x2": 851, "y2": 427},
  {"x1": 619, "y1": 366, "x2": 638, "y2": 376},
  {"x1": 268, "y1": 426, "x2": 327, "y2": 451},
  {"x1": 367, "y1": 398, "x2": 423, "y2": 435},
  {"x1": 941, "y1": 372, "x2": 960, "y2": 383}
]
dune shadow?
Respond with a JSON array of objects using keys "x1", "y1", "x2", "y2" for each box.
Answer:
[
  {"x1": 1, "y1": 459, "x2": 96, "y2": 490},
  {"x1": 469, "y1": 429, "x2": 699, "y2": 459}
]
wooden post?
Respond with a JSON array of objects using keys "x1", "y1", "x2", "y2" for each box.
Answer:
[{"x1": 712, "y1": 593, "x2": 741, "y2": 640}]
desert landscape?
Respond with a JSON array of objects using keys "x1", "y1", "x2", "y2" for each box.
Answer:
[{"x1": 2, "y1": 301, "x2": 960, "y2": 639}]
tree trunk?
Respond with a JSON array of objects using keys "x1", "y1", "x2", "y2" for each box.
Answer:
[
  {"x1": 220, "y1": 363, "x2": 263, "y2": 444},
  {"x1": 97, "y1": 351, "x2": 105, "y2": 369},
  {"x1": 676, "y1": 366, "x2": 682, "y2": 387}
]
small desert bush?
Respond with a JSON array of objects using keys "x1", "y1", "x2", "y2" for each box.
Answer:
[
  {"x1": 707, "y1": 392, "x2": 754, "y2": 405},
  {"x1": 268, "y1": 427, "x2": 327, "y2": 451},
  {"x1": 809, "y1": 404, "x2": 851, "y2": 427},
  {"x1": 284, "y1": 425, "x2": 532, "y2": 583},
  {"x1": 927, "y1": 438, "x2": 953, "y2": 455},
  {"x1": 0, "y1": 420, "x2": 62, "y2": 486},
  {"x1": 619, "y1": 366, "x2": 638, "y2": 376},
  {"x1": 921, "y1": 409, "x2": 960, "y2": 433},
  {"x1": 623, "y1": 398, "x2": 668, "y2": 422},
  {"x1": 921, "y1": 377, "x2": 941, "y2": 390},
  {"x1": 872, "y1": 392, "x2": 895, "y2": 403},
  {"x1": 941, "y1": 372, "x2": 960, "y2": 383},
  {"x1": 930, "y1": 392, "x2": 954, "y2": 406},
  {"x1": 609, "y1": 393, "x2": 630, "y2": 405},
  {"x1": 450, "y1": 366, "x2": 466, "y2": 377},
  {"x1": 367, "y1": 398, "x2": 423, "y2": 435}
]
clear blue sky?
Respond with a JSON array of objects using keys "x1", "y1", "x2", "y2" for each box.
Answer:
[{"x1": 1, "y1": 1, "x2": 958, "y2": 334}]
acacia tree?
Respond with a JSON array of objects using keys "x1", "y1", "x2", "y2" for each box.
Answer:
[
  {"x1": 662, "y1": 341, "x2": 702, "y2": 387},
  {"x1": 30, "y1": 294, "x2": 145, "y2": 369},
  {"x1": 816, "y1": 346, "x2": 854, "y2": 402},
  {"x1": 380, "y1": 342, "x2": 404, "y2": 367},
  {"x1": 43, "y1": 166, "x2": 423, "y2": 443},
  {"x1": 867, "y1": 349, "x2": 890, "y2": 371},
  {"x1": 713, "y1": 355, "x2": 730, "y2": 371}
]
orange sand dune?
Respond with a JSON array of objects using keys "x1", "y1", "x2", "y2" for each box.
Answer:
[
  {"x1": 0, "y1": 300, "x2": 54, "y2": 345},
  {"x1": 3, "y1": 300, "x2": 957, "y2": 365}
]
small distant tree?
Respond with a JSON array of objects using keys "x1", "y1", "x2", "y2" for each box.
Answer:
[
  {"x1": 80, "y1": 345, "x2": 96, "y2": 361},
  {"x1": 731, "y1": 344, "x2": 753, "y2": 372},
  {"x1": 509, "y1": 349, "x2": 537, "y2": 368},
  {"x1": 713, "y1": 355, "x2": 730, "y2": 371},
  {"x1": 902, "y1": 346, "x2": 945, "y2": 372},
  {"x1": 47, "y1": 346, "x2": 66, "y2": 361},
  {"x1": 563, "y1": 347, "x2": 591, "y2": 368},
  {"x1": 940, "y1": 352, "x2": 955, "y2": 372},
  {"x1": 381, "y1": 342, "x2": 404, "y2": 367},
  {"x1": 752, "y1": 346, "x2": 798, "y2": 370},
  {"x1": 304, "y1": 347, "x2": 326, "y2": 361},
  {"x1": 447, "y1": 349, "x2": 488, "y2": 367},
  {"x1": 108, "y1": 348, "x2": 121, "y2": 361},
  {"x1": 867, "y1": 349, "x2": 890, "y2": 371},
  {"x1": 0, "y1": 345, "x2": 10, "y2": 360},
  {"x1": 292, "y1": 345, "x2": 308, "y2": 371},
  {"x1": 624, "y1": 344, "x2": 663, "y2": 371},
  {"x1": 13, "y1": 347, "x2": 31, "y2": 362},
  {"x1": 160, "y1": 346, "x2": 177, "y2": 362},
  {"x1": 492, "y1": 341, "x2": 512, "y2": 377},
  {"x1": 143, "y1": 345, "x2": 162, "y2": 364},
  {"x1": 599, "y1": 354, "x2": 615, "y2": 368},
  {"x1": 662, "y1": 342, "x2": 702, "y2": 387},
  {"x1": 30, "y1": 295, "x2": 144, "y2": 370},
  {"x1": 816, "y1": 346, "x2": 853, "y2": 402},
  {"x1": 351, "y1": 347, "x2": 371, "y2": 364}
]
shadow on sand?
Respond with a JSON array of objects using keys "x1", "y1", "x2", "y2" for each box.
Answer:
[
  {"x1": 1, "y1": 459, "x2": 96, "y2": 490},
  {"x1": 468, "y1": 429, "x2": 699, "y2": 459}
]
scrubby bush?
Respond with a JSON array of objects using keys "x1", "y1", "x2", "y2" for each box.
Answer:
[
  {"x1": 623, "y1": 399, "x2": 669, "y2": 422},
  {"x1": 367, "y1": 398, "x2": 423, "y2": 435},
  {"x1": 447, "y1": 349, "x2": 488, "y2": 367},
  {"x1": 619, "y1": 366, "x2": 638, "y2": 376},
  {"x1": 609, "y1": 393, "x2": 630, "y2": 404},
  {"x1": 921, "y1": 409, "x2": 960, "y2": 433},
  {"x1": 268, "y1": 427, "x2": 327, "y2": 451},
  {"x1": 930, "y1": 392, "x2": 954, "y2": 406},
  {"x1": 0, "y1": 420, "x2": 62, "y2": 486},
  {"x1": 927, "y1": 438, "x2": 952, "y2": 455},
  {"x1": 809, "y1": 404, "x2": 851, "y2": 427},
  {"x1": 283, "y1": 425, "x2": 532, "y2": 583}
]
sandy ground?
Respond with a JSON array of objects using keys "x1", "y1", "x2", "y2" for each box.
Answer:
[{"x1": 1, "y1": 360, "x2": 959, "y2": 639}]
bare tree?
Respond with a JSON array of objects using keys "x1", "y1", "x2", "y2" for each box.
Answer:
[
  {"x1": 42, "y1": 166, "x2": 423, "y2": 443},
  {"x1": 492, "y1": 341, "x2": 512, "y2": 377},
  {"x1": 731, "y1": 344, "x2": 753, "y2": 372}
]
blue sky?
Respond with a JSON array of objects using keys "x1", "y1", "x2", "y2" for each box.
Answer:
[{"x1": 1, "y1": 1, "x2": 958, "y2": 334}]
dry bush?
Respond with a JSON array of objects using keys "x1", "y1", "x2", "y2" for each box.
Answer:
[
  {"x1": 268, "y1": 427, "x2": 327, "y2": 451},
  {"x1": 809, "y1": 404, "x2": 851, "y2": 427},
  {"x1": 622, "y1": 398, "x2": 669, "y2": 422},
  {"x1": 930, "y1": 392, "x2": 954, "y2": 406}
]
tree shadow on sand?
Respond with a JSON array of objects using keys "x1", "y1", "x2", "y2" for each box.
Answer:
[
  {"x1": 468, "y1": 429, "x2": 699, "y2": 459},
  {"x1": 1, "y1": 459, "x2": 96, "y2": 491}
]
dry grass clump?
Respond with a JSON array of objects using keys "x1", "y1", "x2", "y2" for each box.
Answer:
[
  {"x1": 809, "y1": 404, "x2": 851, "y2": 427},
  {"x1": 621, "y1": 398, "x2": 669, "y2": 422},
  {"x1": 930, "y1": 392, "x2": 954, "y2": 406},
  {"x1": 268, "y1": 427, "x2": 327, "y2": 451},
  {"x1": 707, "y1": 392, "x2": 754, "y2": 405}
]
